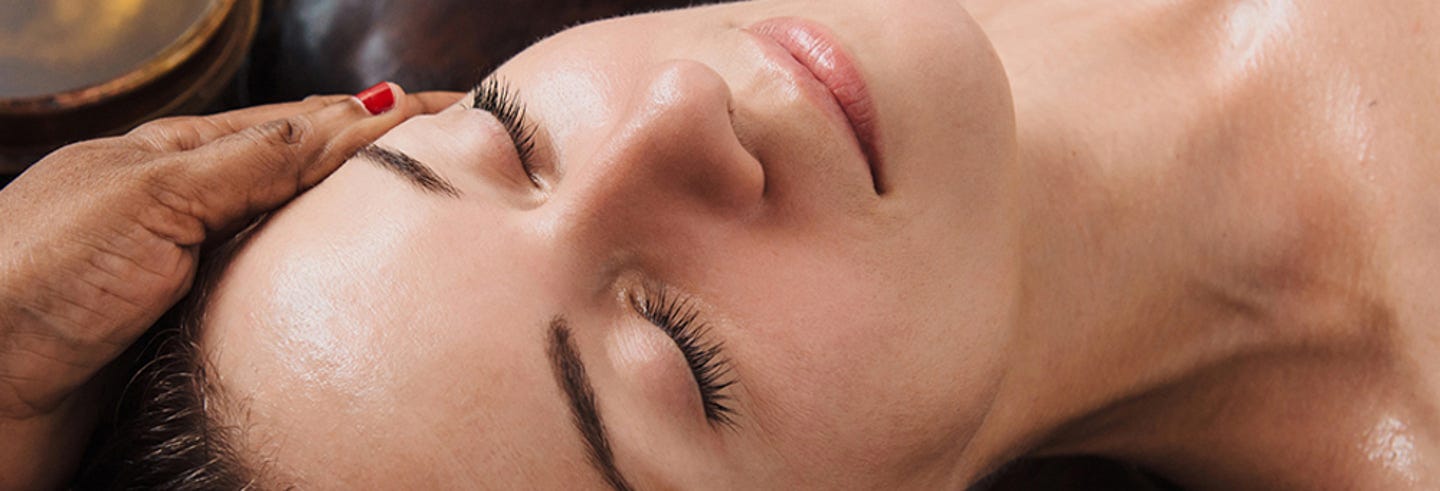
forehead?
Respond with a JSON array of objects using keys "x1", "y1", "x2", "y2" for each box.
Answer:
[{"x1": 198, "y1": 160, "x2": 599, "y2": 486}]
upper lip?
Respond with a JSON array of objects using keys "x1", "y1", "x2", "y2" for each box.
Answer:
[{"x1": 744, "y1": 17, "x2": 884, "y2": 194}]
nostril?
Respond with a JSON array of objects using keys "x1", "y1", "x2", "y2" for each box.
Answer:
[{"x1": 728, "y1": 102, "x2": 767, "y2": 197}]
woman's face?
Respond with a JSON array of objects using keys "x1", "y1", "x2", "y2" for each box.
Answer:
[{"x1": 203, "y1": 0, "x2": 1018, "y2": 487}]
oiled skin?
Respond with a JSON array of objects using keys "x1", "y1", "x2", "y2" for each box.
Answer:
[{"x1": 955, "y1": 1, "x2": 1440, "y2": 489}]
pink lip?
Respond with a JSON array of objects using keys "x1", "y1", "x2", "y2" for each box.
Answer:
[{"x1": 746, "y1": 17, "x2": 884, "y2": 194}]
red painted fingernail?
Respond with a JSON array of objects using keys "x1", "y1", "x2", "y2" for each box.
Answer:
[{"x1": 356, "y1": 82, "x2": 396, "y2": 115}]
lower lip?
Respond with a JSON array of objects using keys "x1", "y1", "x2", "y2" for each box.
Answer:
[{"x1": 746, "y1": 17, "x2": 884, "y2": 194}]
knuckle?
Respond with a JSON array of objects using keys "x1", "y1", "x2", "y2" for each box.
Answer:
[
  {"x1": 125, "y1": 116, "x2": 202, "y2": 151},
  {"x1": 128, "y1": 116, "x2": 191, "y2": 138},
  {"x1": 251, "y1": 115, "x2": 312, "y2": 147},
  {"x1": 236, "y1": 118, "x2": 313, "y2": 180},
  {"x1": 128, "y1": 117, "x2": 173, "y2": 135},
  {"x1": 137, "y1": 159, "x2": 203, "y2": 214},
  {"x1": 134, "y1": 161, "x2": 211, "y2": 243}
]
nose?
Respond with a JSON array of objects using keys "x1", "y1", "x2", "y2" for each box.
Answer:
[{"x1": 558, "y1": 60, "x2": 765, "y2": 239}]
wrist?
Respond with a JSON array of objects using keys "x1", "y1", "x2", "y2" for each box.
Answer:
[
  {"x1": 0, "y1": 389, "x2": 97, "y2": 490},
  {"x1": 0, "y1": 286, "x2": 77, "y2": 419},
  {"x1": 0, "y1": 236, "x2": 170, "y2": 419}
]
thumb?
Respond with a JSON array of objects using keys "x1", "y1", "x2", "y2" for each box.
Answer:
[{"x1": 163, "y1": 82, "x2": 422, "y2": 240}]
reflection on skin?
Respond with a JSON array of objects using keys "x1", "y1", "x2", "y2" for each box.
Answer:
[
  {"x1": 194, "y1": 0, "x2": 1440, "y2": 488},
  {"x1": 1222, "y1": 0, "x2": 1296, "y2": 70},
  {"x1": 1364, "y1": 416, "x2": 1419, "y2": 485},
  {"x1": 205, "y1": 0, "x2": 1018, "y2": 487}
]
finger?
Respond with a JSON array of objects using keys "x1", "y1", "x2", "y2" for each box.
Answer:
[
  {"x1": 125, "y1": 95, "x2": 351, "y2": 151},
  {"x1": 153, "y1": 83, "x2": 424, "y2": 241},
  {"x1": 412, "y1": 91, "x2": 467, "y2": 113},
  {"x1": 126, "y1": 90, "x2": 458, "y2": 152},
  {"x1": 187, "y1": 91, "x2": 457, "y2": 145}
]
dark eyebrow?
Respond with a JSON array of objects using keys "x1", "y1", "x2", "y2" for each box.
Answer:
[
  {"x1": 355, "y1": 144, "x2": 461, "y2": 197},
  {"x1": 547, "y1": 317, "x2": 635, "y2": 491}
]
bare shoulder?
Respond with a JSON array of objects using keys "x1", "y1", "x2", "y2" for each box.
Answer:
[
  {"x1": 1285, "y1": 0, "x2": 1440, "y2": 346},
  {"x1": 965, "y1": 0, "x2": 1439, "y2": 333},
  {"x1": 970, "y1": 0, "x2": 1440, "y2": 486},
  {"x1": 1186, "y1": 3, "x2": 1440, "y2": 486},
  {"x1": 1169, "y1": 0, "x2": 1440, "y2": 309},
  {"x1": 1140, "y1": 5, "x2": 1440, "y2": 486}
]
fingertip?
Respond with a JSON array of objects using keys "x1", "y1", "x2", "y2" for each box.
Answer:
[
  {"x1": 412, "y1": 91, "x2": 467, "y2": 114},
  {"x1": 356, "y1": 81, "x2": 403, "y2": 115},
  {"x1": 387, "y1": 83, "x2": 425, "y2": 117},
  {"x1": 387, "y1": 81, "x2": 408, "y2": 98}
]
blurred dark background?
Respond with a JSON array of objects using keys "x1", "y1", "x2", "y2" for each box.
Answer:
[
  {"x1": 1, "y1": 2, "x2": 1182, "y2": 488},
  {"x1": 0, "y1": 0, "x2": 729, "y2": 187},
  {"x1": 245, "y1": 0, "x2": 730, "y2": 102}
]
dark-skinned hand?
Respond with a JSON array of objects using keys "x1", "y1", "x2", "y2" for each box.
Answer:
[{"x1": 0, "y1": 83, "x2": 464, "y2": 490}]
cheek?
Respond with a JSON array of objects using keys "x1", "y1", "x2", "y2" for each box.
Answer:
[
  {"x1": 711, "y1": 236, "x2": 999, "y2": 476},
  {"x1": 714, "y1": 245, "x2": 900, "y2": 413}
]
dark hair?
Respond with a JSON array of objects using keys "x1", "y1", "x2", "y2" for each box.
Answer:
[{"x1": 75, "y1": 226, "x2": 264, "y2": 490}]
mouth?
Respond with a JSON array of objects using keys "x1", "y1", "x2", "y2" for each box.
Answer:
[{"x1": 745, "y1": 17, "x2": 885, "y2": 194}]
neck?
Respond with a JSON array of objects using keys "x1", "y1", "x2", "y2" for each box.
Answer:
[{"x1": 951, "y1": 1, "x2": 1434, "y2": 488}]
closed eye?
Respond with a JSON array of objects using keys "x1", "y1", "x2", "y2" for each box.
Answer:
[
  {"x1": 629, "y1": 284, "x2": 738, "y2": 428},
  {"x1": 471, "y1": 77, "x2": 542, "y2": 187}
]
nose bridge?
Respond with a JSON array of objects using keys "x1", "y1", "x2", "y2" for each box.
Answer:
[{"x1": 556, "y1": 59, "x2": 764, "y2": 247}]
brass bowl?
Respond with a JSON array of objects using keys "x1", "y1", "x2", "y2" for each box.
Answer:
[{"x1": 0, "y1": 0, "x2": 260, "y2": 175}]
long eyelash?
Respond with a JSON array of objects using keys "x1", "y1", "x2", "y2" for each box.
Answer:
[
  {"x1": 471, "y1": 77, "x2": 539, "y2": 184},
  {"x1": 631, "y1": 286, "x2": 737, "y2": 428}
]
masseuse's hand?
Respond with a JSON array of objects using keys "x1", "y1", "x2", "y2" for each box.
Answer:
[{"x1": 0, "y1": 83, "x2": 461, "y2": 489}]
